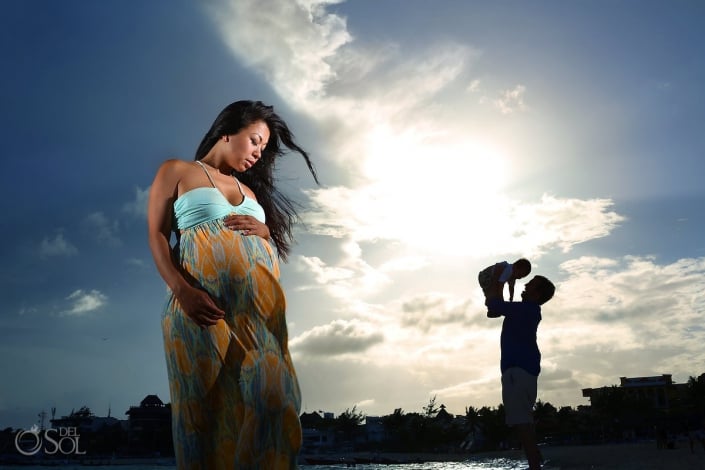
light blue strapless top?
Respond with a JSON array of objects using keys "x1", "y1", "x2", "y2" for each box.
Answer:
[
  {"x1": 173, "y1": 161, "x2": 266, "y2": 230},
  {"x1": 173, "y1": 188, "x2": 265, "y2": 230}
]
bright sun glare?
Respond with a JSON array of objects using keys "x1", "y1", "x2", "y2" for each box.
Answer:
[{"x1": 359, "y1": 125, "x2": 516, "y2": 256}]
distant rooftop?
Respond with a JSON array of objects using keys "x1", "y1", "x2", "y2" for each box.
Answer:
[{"x1": 619, "y1": 374, "x2": 673, "y2": 388}]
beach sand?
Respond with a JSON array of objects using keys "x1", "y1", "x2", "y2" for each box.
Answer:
[
  {"x1": 336, "y1": 440, "x2": 705, "y2": 469},
  {"x1": 539, "y1": 441, "x2": 705, "y2": 469},
  {"x1": 465, "y1": 440, "x2": 705, "y2": 469}
]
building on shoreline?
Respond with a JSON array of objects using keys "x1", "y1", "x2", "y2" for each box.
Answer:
[
  {"x1": 581, "y1": 374, "x2": 690, "y2": 412},
  {"x1": 124, "y1": 394, "x2": 172, "y2": 456}
]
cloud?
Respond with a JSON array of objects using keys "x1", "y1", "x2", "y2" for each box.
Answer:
[
  {"x1": 39, "y1": 232, "x2": 78, "y2": 258},
  {"x1": 466, "y1": 79, "x2": 481, "y2": 93},
  {"x1": 202, "y1": 0, "x2": 625, "y2": 260},
  {"x1": 293, "y1": 239, "x2": 392, "y2": 299},
  {"x1": 201, "y1": 0, "x2": 703, "y2": 415},
  {"x1": 355, "y1": 399, "x2": 375, "y2": 409},
  {"x1": 379, "y1": 256, "x2": 430, "y2": 273},
  {"x1": 290, "y1": 318, "x2": 384, "y2": 357},
  {"x1": 494, "y1": 84, "x2": 527, "y2": 114},
  {"x1": 83, "y1": 212, "x2": 122, "y2": 247},
  {"x1": 18, "y1": 307, "x2": 38, "y2": 316},
  {"x1": 506, "y1": 195, "x2": 626, "y2": 255},
  {"x1": 292, "y1": 253, "x2": 705, "y2": 414},
  {"x1": 62, "y1": 289, "x2": 108, "y2": 316},
  {"x1": 123, "y1": 186, "x2": 149, "y2": 219},
  {"x1": 554, "y1": 255, "x2": 705, "y2": 328},
  {"x1": 401, "y1": 293, "x2": 472, "y2": 332},
  {"x1": 538, "y1": 255, "x2": 705, "y2": 395},
  {"x1": 125, "y1": 258, "x2": 146, "y2": 267},
  {"x1": 206, "y1": 0, "x2": 351, "y2": 105},
  {"x1": 303, "y1": 190, "x2": 624, "y2": 257},
  {"x1": 204, "y1": 1, "x2": 624, "y2": 262}
]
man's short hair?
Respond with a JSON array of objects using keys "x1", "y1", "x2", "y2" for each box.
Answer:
[{"x1": 534, "y1": 275, "x2": 555, "y2": 305}]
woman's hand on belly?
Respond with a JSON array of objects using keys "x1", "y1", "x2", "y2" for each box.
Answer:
[
  {"x1": 223, "y1": 214, "x2": 270, "y2": 240},
  {"x1": 175, "y1": 285, "x2": 225, "y2": 327}
]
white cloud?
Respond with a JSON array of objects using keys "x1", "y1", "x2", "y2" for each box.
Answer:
[
  {"x1": 83, "y1": 212, "x2": 122, "y2": 247},
  {"x1": 466, "y1": 79, "x2": 481, "y2": 93},
  {"x1": 39, "y1": 232, "x2": 78, "y2": 258},
  {"x1": 400, "y1": 292, "x2": 472, "y2": 332},
  {"x1": 290, "y1": 318, "x2": 384, "y2": 357},
  {"x1": 303, "y1": 190, "x2": 624, "y2": 258},
  {"x1": 293, "y1": 239, "x2": 392, "y2": 300},
  {"x1": 18, "y1": 307, "x2": 38, "y2": 316},
  {"x1": 204, "y1": 0, "x2": 621, "y2": 264},
  {"x1": 123, "y1": 186, "x2": 149, "y2": 219},
  {"x1": 292, "y1": 254, "x2": 705, "y2": 414},
  {"x1": 202, "y1": 1, "x2": 702, "y2": 415},
  {"x1": 538, "y1": 255, "x2": 705, "y2": 397},
  {"x1": 379, "y1": 256, "x2": 429, "y2": 273},
  {"x1": 62, "y1": 289, "x2": 108, "y2": 316},
  {"x1": 494, "y1": 84, "x2": 527, "y2": 114},
  {"x1": 206, "y1": 0, "x2": 352, "y2": 105}
]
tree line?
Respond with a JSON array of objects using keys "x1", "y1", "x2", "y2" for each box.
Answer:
[
  {"x1": 309, "y1": 373, "x2": 705, "y2": 453},
  {"x1": 1, "y1": 373, "x2": 703, "y2": 460}
]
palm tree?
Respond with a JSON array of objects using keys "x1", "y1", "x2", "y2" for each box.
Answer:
[
  {"x1": 687, "y1": 374, "x2": 705, "y2": 413},
  {"x1": 336, "y1": 405, "x2": 366, "y2": 446}
]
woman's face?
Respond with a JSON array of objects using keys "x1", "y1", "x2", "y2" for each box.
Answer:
[{"x1": 225, "y1": 120, "x2": 270, "y2": 172}]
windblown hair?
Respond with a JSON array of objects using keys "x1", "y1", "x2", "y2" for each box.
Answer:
[
  {"x1": 533, "y1": 275, "x2": 556, "y2": 305},
  {"x1": 194, "y1": 100, "x2": 319, "y2": 261}
]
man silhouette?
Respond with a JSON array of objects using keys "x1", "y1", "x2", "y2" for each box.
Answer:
[{"x1": 486, "y1": 275, "x2": 555, "y2": 470}]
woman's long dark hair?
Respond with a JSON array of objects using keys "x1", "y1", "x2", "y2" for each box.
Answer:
[{"x1": 194, "y1": 100, "x2": 319, "y2": 261}]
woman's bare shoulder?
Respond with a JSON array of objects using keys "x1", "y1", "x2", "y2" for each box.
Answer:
[
  {"x1": 155, "y1": 158, "x2": 198, "y2": 177},
  {"x1": 237, "y1": 179, "x2": 258, "y2": 201},
  {"x1": 159, "y1": 158, "x2": 192, "y2": 170}
]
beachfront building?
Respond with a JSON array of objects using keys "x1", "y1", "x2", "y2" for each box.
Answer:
[
  {"x1": 364, "y1": 416, "x2": 385, "y2": 442},
  {"x1": 300, "y1": 411, "x2": 337, "y2": 453},
  {"x1": 124, "y1": 394, "x2": 172, "y2": 456},
  {"x1": 49, "y1": 406, "x2": 123, "y2": 433},
  {"x1": 581, "y1": 374, "x2": 689, "y2": 412},
  {"x1": 580, "y1": 374, "x2": 696, "y2": 442}
]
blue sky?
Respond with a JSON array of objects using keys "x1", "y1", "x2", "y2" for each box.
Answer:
[{"x1": 1, "y1": 0, "x2": 704, "y2": 429}]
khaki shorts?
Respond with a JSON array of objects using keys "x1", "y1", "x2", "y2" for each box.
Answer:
[{"x1": 502, "y1": 367, "x2": 537, "y2": 426}]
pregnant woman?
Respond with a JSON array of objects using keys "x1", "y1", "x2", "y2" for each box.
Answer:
[{"x1": 147, "y1": 100, "x2": 318, "y2": 469}]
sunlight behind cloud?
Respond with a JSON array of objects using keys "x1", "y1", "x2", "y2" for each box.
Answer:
[
  {"x1": 200, "y1": 0, "x2": 682, "y2": 416},
  {"x1": 342, "y1": 124, "x2": 513, "y2": 254},
  {"x1": 204, "y1": 0, "x2": 625, "y2": 259}
]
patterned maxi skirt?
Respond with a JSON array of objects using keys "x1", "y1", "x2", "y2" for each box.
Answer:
[{"x1": 161, "y1": 219, "x2": 302, "y2": 469}]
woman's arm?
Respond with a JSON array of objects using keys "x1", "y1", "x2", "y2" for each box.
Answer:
[{"x1": 147, "y1": 160, "x2": 224, "y2": 326}]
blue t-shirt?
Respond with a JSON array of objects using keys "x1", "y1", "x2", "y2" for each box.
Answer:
[{"x1": 487, "y1": 298, "x2": 542, "y2": 376}]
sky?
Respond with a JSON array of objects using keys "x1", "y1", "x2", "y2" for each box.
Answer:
[{"x1": 1, "y1": 0, "x2": 704, "y2": 430}]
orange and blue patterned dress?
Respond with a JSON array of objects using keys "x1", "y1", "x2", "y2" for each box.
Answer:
[{"x1": 161, "y1": 169, "x2": 302, "y2": 469}]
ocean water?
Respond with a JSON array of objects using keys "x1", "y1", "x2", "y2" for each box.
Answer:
[
  {"x1": 298, "y1": 459, "x2": 529, "y2": 469},
  {"x1": 0, "y1": 459, "x2": 529, "y2": 470}
]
